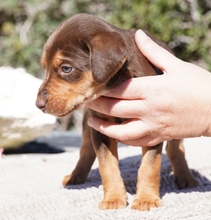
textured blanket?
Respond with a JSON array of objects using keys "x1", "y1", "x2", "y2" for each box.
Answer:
[{"x1": 1, "y1": 133, "x2": 211, "y2": 220}]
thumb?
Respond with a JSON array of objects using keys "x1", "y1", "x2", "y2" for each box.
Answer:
[{"x1": 135, "y1": 30, "x2": 179, "y2": 72}]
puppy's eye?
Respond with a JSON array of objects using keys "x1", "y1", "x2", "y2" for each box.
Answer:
[{"x1": 61, "y1": 65, "x2": 73, "y2": 74}]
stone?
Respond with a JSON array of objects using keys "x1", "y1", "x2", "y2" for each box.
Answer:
[{"x1": 0, "y1": 66, "x2": 56, "y2": 149}]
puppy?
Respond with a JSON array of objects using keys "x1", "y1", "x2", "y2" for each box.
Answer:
[{"x1": 36, "y1": 13, "x2": 198, "y2": 211}]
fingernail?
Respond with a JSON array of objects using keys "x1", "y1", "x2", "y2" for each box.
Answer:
[
  {"x1": 87, "y1": 117, "x2": 93, "y2": 127},
  {"x1": 136, "y1": 29, "x2": 149, "y2": 41}
]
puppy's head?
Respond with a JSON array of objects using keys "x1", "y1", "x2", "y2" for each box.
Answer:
[{"x1": 36, "y1": 13, "x2": 128, "y2": 117}]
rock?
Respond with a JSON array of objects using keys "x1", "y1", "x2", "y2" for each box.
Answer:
[{"x1": 0, "y1": 66, "x2": 56, "y2": 149}]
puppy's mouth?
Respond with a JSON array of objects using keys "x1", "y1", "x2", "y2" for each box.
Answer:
[
  {"x1": 42, "y1": 108, "x2": 70, "y2": 118},
  {"x1": 39, "y1": 90, "x2": 104, "y2": 117},
  {"x1": 40, "y1": 101, "x2": 82, "y2": 118},
  {"x1": 53, "y1": 104, "x2": 82, "y2": 117}
]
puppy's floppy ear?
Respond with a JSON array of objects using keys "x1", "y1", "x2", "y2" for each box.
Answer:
[{"x1": 89, "y1": 32, "x2": 128, "y2": 84}]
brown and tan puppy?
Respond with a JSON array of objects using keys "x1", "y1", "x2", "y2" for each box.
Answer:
[{"x1": 36, "y1": 13, "x2": 198, "y2": 211}]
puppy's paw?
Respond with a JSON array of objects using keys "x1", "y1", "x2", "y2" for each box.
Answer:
[
  {"x1": 131, "y1": 197, "x2": 163, "y2": 211},
  {"x1": 99, "y1": 198, "x2": 126, "y2": 210},
  {"x1": 176, "y1": 173, "x2": 199, "y2": 189},
  {"x1": 62, "y1": 173, "x2": 86, "y2": 186}
]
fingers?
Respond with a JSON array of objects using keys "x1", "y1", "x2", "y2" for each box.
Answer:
[
  {"x1": 88, "y1": 116, "x2": 150, "y2": 141},
  {"x1": 86, "y1": 97, "x2": 148, "y2": 118},
  {"x1": 102, "y1": 76, "x2": 162, "y2": 100},
  {"x1": 103, "y1": 78, "x2": 145, "y2": 99},
  {"x1": 135, "y1": 30, "x2": 179, "y2": 72},
  {"x1": 120, "y1": 136, "x2": 163, "y2": 147},
  {"x1": 87, "y1": 116, "x2": 165, "y2": 147}
]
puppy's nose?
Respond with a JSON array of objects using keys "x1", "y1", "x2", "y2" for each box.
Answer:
[
  {"x1": 36, "y1": 98, "x2": 46, "y2": 110},
  {"x1": 36, "y1": 88, "x2": 47, "y2": 110}
]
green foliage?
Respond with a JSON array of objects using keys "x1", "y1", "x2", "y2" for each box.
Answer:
[
  {"x1": 108, "y1": 0, "x2": 211, "y2": 70},
  {"x1": 0, "y1": 0, "x2": 211, "y2": 77}
]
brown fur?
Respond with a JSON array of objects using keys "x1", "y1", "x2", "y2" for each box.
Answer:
[{"x1": 36, "y1": 13, "x2": 198, "y2": 211}]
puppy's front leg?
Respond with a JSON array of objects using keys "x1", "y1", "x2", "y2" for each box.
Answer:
[
  {"x1": 91, "y1": 128, "x2": 127, "y2": 210},
  {"x1": 62, "y1": 109, "x2": 96, "y2": 186},
  {"x1": 132, "y1": 143, "x2": 163, "y2": 211}
]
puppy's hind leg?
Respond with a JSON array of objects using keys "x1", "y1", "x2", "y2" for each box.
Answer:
[
  {"x1": 166, "y1": 139, "x2": 199, "y2": 189},
  {"x1": 62, "y1": 109, "x2": 96, "y2": 186}
]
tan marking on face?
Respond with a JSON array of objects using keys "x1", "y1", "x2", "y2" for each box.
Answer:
[
  {"x1": 41, "y1": 70, "x2": 104, "y2": 117},
  {"x1": 41, "y1": 50, "x2": 46, "y2": 68},
  {"x1": 52, "y1": 50, "x2": 73, "y2": 69},
  {"x1": 52, "y1": 51, "x2": 64, "y2": 69}
]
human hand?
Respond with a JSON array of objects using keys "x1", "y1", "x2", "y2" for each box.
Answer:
[{"x1": 86, "y1": 30, "x2": 211, "y2": 146}]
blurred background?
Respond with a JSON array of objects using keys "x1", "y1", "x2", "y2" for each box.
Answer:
[
  {"x1": 0, "y1": 0, "x2": 211, "y2": 152},
  {"x1": 0, "y1": 0, "x2": 211, "y2": 77}
]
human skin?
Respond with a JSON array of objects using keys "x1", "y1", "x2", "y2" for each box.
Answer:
[{"x1": 86, "y1": 30, "x2": 211, "y2": 147}]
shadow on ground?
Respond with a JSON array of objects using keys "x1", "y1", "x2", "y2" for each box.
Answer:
[
  {"x1": 4, "y1": 141, "x2": 65, "y2": 154},
  {"x1": 64, "y1": 154, "x2": 211, "y2": 197}
]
